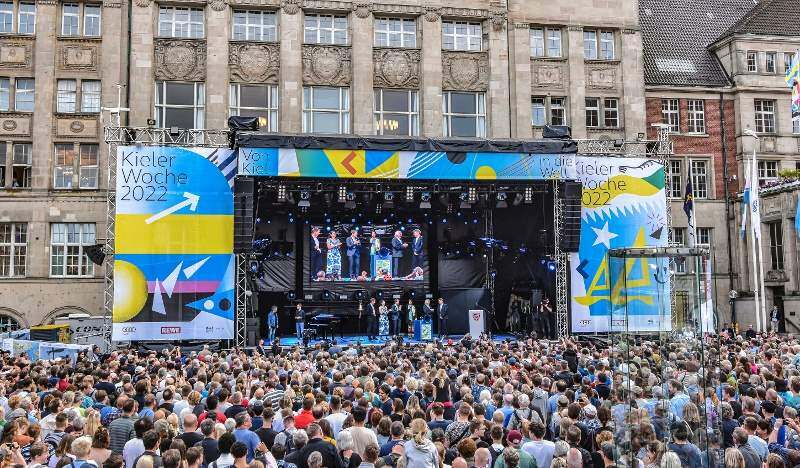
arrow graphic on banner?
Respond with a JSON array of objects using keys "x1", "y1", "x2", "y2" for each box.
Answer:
[
  {"x1": 145, "y1": 192, "x2": 200, "y2": 224},
  {"x1": 341, "y1": 152, "x2": 358, "y2": 175}
]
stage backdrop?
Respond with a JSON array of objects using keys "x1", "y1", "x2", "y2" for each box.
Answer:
[{"x1": 113, "y1": 146, "x2": 237, "y2": 341}]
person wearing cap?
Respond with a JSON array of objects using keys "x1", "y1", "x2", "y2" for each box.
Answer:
[{"x1": 493, "y1": 430, "x2": 536, "y2": 468}]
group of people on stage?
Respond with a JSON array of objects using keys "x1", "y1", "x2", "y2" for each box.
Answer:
[
  {"x1": 309, "y1": 227, "x2": 425, "y2": 281},
  {"x1": 508, "y1": 297, "x2": 555, "y2": 338}
]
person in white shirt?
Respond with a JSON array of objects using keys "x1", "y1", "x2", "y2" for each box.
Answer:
[
  {"x1": 123, "y1": 418, "x2": 152, "y2": 468},
  {"x1": 323, "y1": 396, "x2": 348, "y2": 437},
  {"x1": 521, "y1": 421, "x2": 555, "y2": 468}
]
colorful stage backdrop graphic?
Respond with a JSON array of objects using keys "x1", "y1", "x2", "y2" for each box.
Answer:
[
  {"x1": 239, "y1": 149, "x2": 669, "y2": 333},
  {"x1": 113, "y1": 146, "x2": 236, "y2": 341}
]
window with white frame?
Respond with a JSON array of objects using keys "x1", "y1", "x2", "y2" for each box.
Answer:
[
  {"x1": 667, "y1": 159, "x2": 682, "y2": 199},
  {"x1": 687, "y1": 99, "x2": 706, "y2": 134},
  {"x1": 158, "y1": 7, "x2": 204, "y2": 38},
  {"x1": 81, "y1": 80, "x2": 100, "y2": 112},
  {"x1": 231, "y1": 10, "x2": 277, "y2": 42},
  {"x1": 785, "y1": 52, "x2": 796, "y2": 74},
  {"x1": 61, "y1": 3, "x2": 100, "y2": 36},
  {"x1": 229, "y1": 83, "x2": 278, "y2": 132},
  {"x1": 302, "y1": 86, "x2": 349, "y2": 134},
  {"x1": 747, "y1": 51, "x2": 758, "y2": 72},
  {"x1": 50, "y1": 223, "x2": 95, "y2": 277},
  {"x1": 57, "y1": 79, "x2": 77, "y2": 113},
  {"x1": 599, "y1": 31, "x2": 614, "y2": 59},
  {"x1": 584, "y1": 30, "x2": 614, "y2": 60},
  {"x1": 697, "y1": 227, "x2": 711, "y2": 272},
  {"x1": 0, "y1": 78, "x2": 8, "y2": 111},
  {"x1": 757, "y1": 160, "x2": 779, "y2": 185},
  {"x1": 0, "y1": 2, "x2": 12, "y2": 32},
  {"x1": 11, "y1": 143, "x2": 30, "y2": 188},
  {"x1": 304, "y1": 14, "x2": 347, "y2": 45},
  {"x1": 154, "y1": 81, "x2": 205, "y2": 129},
  {"x1": 755, "y1": 99, "x2": 776, "y2": 133},
  {"x1": 766, "y1": 52, "x2": 777, "y2": 73},
  {"x1": 61, "y1": 3, "x2": 78, "y2": 35},
  {"x1": 793, "y1": 116, "x2": 800, "y2": 134},
  {"x1": 13, "y1": 78, "x2": 32, "y2": 111},
  {"x1": 374, "y1": 89, "x2": 418, "y2": 136},
  {"x1": 79, "y1": 144, "x2": 97, "y2": 189},
  {"x1": 0, "y1": 223, "x2": 25, "y2": 277},
  {"x1": 603, "y1": 98, "x2": 619, "y2": 127},
  {"x1": 53, "y1": 143, "x2": 75, "y2": 189},
  {"x1": 690, "y1": 159, "x2": 708, "y2": 199},
  {"x1": 0, "y1": 316, "x2": 18, "y2": 332},
  {"x1": 442, "y1": 21, "x2": 481, "y2": 51},
  {"x1": 374, "y1": 17, "x2": 416, "y2": 48},
  {"x1": 661, "y1": 99, "x2": 679, "y2": 133},
  {"x1": 18, "y1": 2, "x2": 33, "y2": 34},
  {"x1": 442, "y1": 91, "x2": 485, "y2": 138},
  {"x1": 530, "y1": 27, "x2": 561, "y2": 58},
  {"x1": 668, "y1": 227, "x2": 686, "y2": 273},
  {"x1": 57, "y1": 79, "x2": 100, "y2": 113},
  {"x1": 585, "y1": 98, "x2": 600, "y2": 127},
  {"x1": 531, "y1": 96, "x2": 567, "y2": 127},
  {"x1": 769, "y1": 221, "x2": 784, "y2": 270}
]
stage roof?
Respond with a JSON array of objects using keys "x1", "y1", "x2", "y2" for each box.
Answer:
[{"x1": 235, "y1": 133, "x2": 577, "y2": 154}]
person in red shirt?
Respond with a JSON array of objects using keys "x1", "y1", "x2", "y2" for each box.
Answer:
[{"x1": 294, "y1": 396, "x2": 315, "y2": 430}]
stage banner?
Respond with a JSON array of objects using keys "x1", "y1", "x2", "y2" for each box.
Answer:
[
  {"x1": 113, "y1": 146, "x2": 237, "y2": 341},
  {"x1": 565, "y1": 158, "x2": 670, "y2": 333}
]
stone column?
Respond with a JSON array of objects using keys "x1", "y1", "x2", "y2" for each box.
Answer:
[
  {"x1": 129, "y1": 0, "x2": 155, "y2": 126},
  {"x1": 205, "y1": 3, "x2": 230, "y2": 130},
  {"x1": 510, "y1": 22, "x2": 531, "y2": 139},
  {"x1": 279, "y1": 2, "x2": 303, "y2": 133},
  {"x1": 420, "y1": 8, "x2": 442, "y2": 137},
  {"x1": 350, "y1": 5, "x2": 374, "y2": 135},
  {"x1": 620, "y1": 28, "x2": 645, "y2": 139},
  {"x1": 487, "y1": 16, "x2": 510, "y2": 138},
  {"x1": 566, "y1": 25, "x2": 586, "y2": 139},
  {"x1": 31, "y1": 0, "x2": 56, "y2": 192}
]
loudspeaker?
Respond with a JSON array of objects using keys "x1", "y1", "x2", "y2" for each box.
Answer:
[
  {"x1": 531, "y1": 289, "x2": 543, "y2": 306},
  {"x1": 246, "y1": 317, "x2": 260, "y2": 347},
  {"x1": 559, "y1": 181, "x2": 582, "y2": 252},
  {"x1": 234, "y1": 177, "x2": 255, "y2": 253}
]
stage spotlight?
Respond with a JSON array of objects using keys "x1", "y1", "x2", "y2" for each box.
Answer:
[
  {"x1": 354, "y1": 290, "x2": 367, "y2": 301},
  {"x1": 420, "y1": 192, "x2": 432, "y2": 209},
  {"x1": 459, "y1": 192, "x2": 471, "y2": 209},
  {"x1": 298, "y1": 191, "x2": 311, "y2": 208},
  {"x1": 406, "y1": 290, "x2": 418, "y2": 299},
  {"x1": 249, "y1": 259, "x2": 259, "y2": 274},
  {"x1": 489, "y1": 269, "x2": 497, "y2": 279},
  {"x1": 384, "y1": 192, "x2": 394, "y2": 208},
  {"x1": 468, "y1": 186, "x2": 477, "y2": 203},
  {"x1": 321, "y1": 289, "x2": 333, "y2": 301},
  {"x1": 512, "y1": 193, "x2": 524, "y2": 206},
  {"x1": 406, "y1": 186, "x2": 414, "y2": 202},
  {"x1": 375, "y1": 290, "x2": 384, "y2": 300},
  {"x1": 286, "y1": 290, "x2": 296, "y2": 301},
  {"x1": 277, "y1": 185, "x2": 287, "y2": 202},
  {"x1": 524, "y1": 186, "x2": 533, "y2": 203},
  {"x1": 496, "y1": 192, "x2": 508, "y2": 208},
  {"x1": 547, "y1": 261, "x2": 557, "y2": 272},
  {"x1": 338, "y1": 185, "x2": 347, "y2": 202},
  {"x1": 345, "y1": 192, "x2": 356, "y2": 209}
]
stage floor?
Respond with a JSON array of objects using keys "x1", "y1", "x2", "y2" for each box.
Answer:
[{"x1": 278, "y1": 333, "x2": 516, "y2": 347}]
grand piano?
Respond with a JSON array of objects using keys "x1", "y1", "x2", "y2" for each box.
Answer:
[{"x1": 307, "y1": 313, "x2": 345, "y2": 341}]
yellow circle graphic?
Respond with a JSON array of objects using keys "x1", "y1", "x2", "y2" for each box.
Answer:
[
  {"x1": 475, "y1": 166, "x2": 497, "y2": 180},
  {"x1": 113, "y1": 260, "x2": 148, "y2": 323}
]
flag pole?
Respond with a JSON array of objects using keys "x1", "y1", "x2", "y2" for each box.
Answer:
[{"x1": 747, "y1": 157, "x2": 761, "y2": 332}]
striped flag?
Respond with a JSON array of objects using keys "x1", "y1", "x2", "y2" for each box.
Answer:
[
  {"x1": 750, "y1": 150, "x2": 762, "y2": 241},
  {"x1": 684, "y1": 179, "x2": 696, "y2": 247},
  {"x1": 741, "y1": 168, "x2": 750, "y2": 239},
  {"x1": 786, "y1": 51, "x2": 799, "y2": 87}
]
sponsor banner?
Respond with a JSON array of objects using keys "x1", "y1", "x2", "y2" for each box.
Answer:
[{"x1": 113, "y1": 146, "x2": 236, "y2": 341}]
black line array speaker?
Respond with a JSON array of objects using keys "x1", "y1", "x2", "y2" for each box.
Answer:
[
  {"x1": 246, "y1": 318, "x2": 260, "y2": 347},
  {"x1": 559, "y1": 181, "x2": 582, "y2": 252},
  {"x1": 234, "y1": 177, "x2": 254, "y2": 254}
]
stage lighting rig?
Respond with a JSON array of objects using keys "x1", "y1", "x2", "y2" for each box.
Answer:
[
  {"x1": 406, "y1": 186, "x2": 414, "y2": 202},
  {"x1": 496, "y1": 192, "x2": 508, "y2": 208},
  {"x1": 277, "y1": 184, "x2": 287, "y2": 202},
  {"x1": 459, "y1": 192, "x2": 471, "y2": 209},
  {"x1": 420, "y1": 192, "x2": 432, "y2": 209},
  {"x1": 298, "y1": 190, "x2": 311, "y2": 208},
  {"x1": 512, "y1": 193, "x2": 524, "y2": 206},
  {"x1": 286, "y1": 290, "x2": 296, "y2": 301},
  {"x1": 321, "y1": 289, "x2": 333, "y2": 301},
  {"x1": 345, "y1": 192, "x2": 356, "y2": 209},
  {"x1": 524, "y1": 186, "x2": 533, "y2": 203},
  {"x1": 468, "y1": 186, "x2": 477, "y2": 203},
  {"x1": 338, "y1": 185, "x2": 347, "y2": 202},
  {"x1": 384, "y1": 192, "x2": 395, "y2": 208}
]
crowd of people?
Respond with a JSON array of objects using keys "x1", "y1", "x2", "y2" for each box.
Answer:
[{"x1": 0, "y1": 329, "x2": 798, "y2": 468}]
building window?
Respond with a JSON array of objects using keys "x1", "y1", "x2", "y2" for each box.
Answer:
[
  {"x1": 442, "y1": 91, "x2": 485, "y2": 138},
  {"x1": 374, "y1": 89, "x2": 418, "y2": 136},
  {"x1": 531, "y1": 96, "x2": 567, "y2": 127},
  {"x1": 154, "y1": 81, "x2": 205, "y2": 129},
  {"x1": 61, "y1": 3, "x2": 78, "y2": 35},
  {"x1": 747, "y1": 51, "x2": 758, "y2": 72},
  {"x1": 585, "y1": 98, "x2": 600, "y2": 127},
  {"x1": 603, "y1": 99, "x2": 619, "y2": 127},
  {"x1": 229, "y1": 83, "x2": 278, "y2": 132},
  {"x1": 690, "y1": 159, "x2": 708, "y2": 199},
  {"x1": 785, "y1": 52, "x2": 796, "y2": 74},
  {"x1": 661, "y1": 99, "x2": 679, "y2": 133},
  {"x1": 53, "y1": 143, "x2": 75, "y2": 189},
  {"x1": 158, "y1": 7, "x2": 204, "y2": 38},
  {"x1": 442, "y1": 21, "x2": 481, "y2": 51},
  {"x1": 79, "y1": 144, "x2": 98, "y2": 189},
  {"x1": 794, "y1": 116, "x2": 800, "y2": 134},
  {"x1": 668, "y1": 227, "x2": 686, "y2": 273},
  {"x1": 11, "y1": 143, "x2": 30, "y2": 188},
  {"x1": 0, "y1": 78, "x2": 8, "y2": 111},
  {"x1": 304, "y1": 14, "x2": 347, "y2": 45},
  {"x1": 530, "y1": 27, "x2": 561, "y2": 58},
  {"x1": 18, "y1": 2, "x2": 34, "y2": 34},
  {"x1": 57, "y1": 79, "x2": 77, "y2": 113},
  {"x1": 302, "y1": 86, "x2": 349, "y2": 134},
  {"x1": 584, "y1": 30, "x2": 614, "y2": 60},
  {"x1": 14, "y1": 78, "x2": 32, "y2": 112},
  {"x1": 769, "y1": 221, "x2": 784, "y2": 270},
  {"x1": 0, "y1": 222, "x2": 25, "y2": 277},
  {"x1": 0, "y1": 144, "x2": 4, "y2": 186},
  {"x1": 667, "y1": 159, "x2": 682, "y2": 199},
  {"x1": 374, "y1": 17, "x2": 416, "y2": 48},
  {"x1": 231, "y1": 10, "x2": 276, "y2": 42},
  {"x1": 757, "y1": 160, "x2": 779, "y2": 185},
  {"x1": 766, "y1": 52, "x2": 777, "y2": 74},
  {"x1": 81, "y1": 80, "x2": 100, "y2": 113},
  {"x1": 0, "y1": 2, "x2": 12, "y2": 32},
  {"x1": 754, "y1": 99, "x2": 776, "y2": 133},
  {"x1": 0, "y1": 315, "x2": 18, "y2": 332},
  {"x1": 50, "y1": 223, "x2": 95, "y2": 278},
  {"x1": 687, "y1": 100, "x2": 705, "y2": 134},
  {"x1": 587, "y1": 98, "x2": 620, "y2": 128},
  {"x1": 83, "y1": 4, "x2": 99, "y2": 36},
  {"x1": 696, "y1": 227, "x2": 711, "y2": 272}
]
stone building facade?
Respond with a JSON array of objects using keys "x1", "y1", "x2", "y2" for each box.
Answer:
[{"x1": 0, "y1": 0, "x2": 648, "y2": 328}]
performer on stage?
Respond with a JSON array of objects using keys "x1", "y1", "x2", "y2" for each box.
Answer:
[
  {"x1": 391, "y1": 231, "x2": 407, "y2": 277},
  {"x1": 423, "y1": 298, "x2": 433, "y2": 320},
  {"x1": 411, "y1": 229, "x2": 424, "y2": 273},
  {"x1": 346, "y1": 229, "x2": 361, "y2": 279},
  {"x1": 437, "y1": 297, "x2": 448, "y2": 338},
  {"x1": 310, "y1": 227, "x2": 323, "y2": 280},
  {"x1": 369, "y1": 231, "x2": 380, "y2": 278},
  {"x1": 365, "y1": 297, "x2": 378, "y2": 340},
  {"x1": 294, "y1": 303, "x2": 305, "y2": 340},
  {"x1": 326, "y1": 231, "x2": 342, "y2": 280},
  {"x1": 540, "y1": 297, "x2": 553, "y2": 338},
  {"x1": 378, "y1": 299, "x2": 389, "y2": 337},
  {"x1": 390, "y1": 298, "x2": 401, "y2": 336},
  {"x1": 407, "y1": 299, "x2": 416, "y2": 334},
  {"x1": 267, "y1": 305, "x2": 278, "y2": 342}
]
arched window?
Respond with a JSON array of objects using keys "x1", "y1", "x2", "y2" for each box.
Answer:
[{"x1": 0, "y1": 315, "x2": 20, "y2": 332}]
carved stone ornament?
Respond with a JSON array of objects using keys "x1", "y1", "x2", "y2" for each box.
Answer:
[
  {"x1": 423, "y1": 6, "x2": 441, "y2": 22},
  {"x1": 373, "y1": 48, "x2": 420, "y2": 89},
  {"x1": 58, "y1": 43, "x2": 97, "y2": 71},
  {"x1": 532, "y1": 63, "x2": 565, "y2": 89},
  {"x1": 154, "y1": 39, "x2": 206, "y2": 81},
  {"x1": 208, "y1": 0, "x2": 227, "y2": 11},
  {"x1": 229, "y1": 42, "x2": 279, "y2": 84},
  {"x1": 302, "y1": 45, "x2": 351, "y2": 86},
  {"x1": 281, "y1": 0, "x2": 301, "y2": 14},
  {"x1": 586, "y1": 66, "x2": 617, "y2": 89},
  {"x1": 489, "y1": 9, "x2": 506, "y2": 31},
  {"x1": 133, "y1": 0, "x2": 151, "y2": 7},
  {"x1": 0, "y1": 41, "x2": 32, "y2": 69},
  {"x1": 442, "y1": 51, "x2": 489, "y2": 91},
  {"x1": 2, "y1": 120, "x2": 16, "y2": 131},
  {"x1": 69, "y1": 120, "x2": 85, "y2": 133},
  {"x1": 352, "y1": 2, "x2": 371, "y2": 18}
]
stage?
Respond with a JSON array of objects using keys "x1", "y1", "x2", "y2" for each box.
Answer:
[{"x1": 276, "y1": 333, "x2": 518, "y2": 347}]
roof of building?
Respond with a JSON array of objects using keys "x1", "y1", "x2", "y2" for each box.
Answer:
[
  {"x1": 640, "y1": 0, "x2": 756, "y2": 87},
  {"x1": 718, "y1": 0, "x2": 800, "y2": 39}
]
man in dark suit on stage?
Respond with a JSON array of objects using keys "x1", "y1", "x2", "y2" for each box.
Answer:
[
  {"x1": 346, "y1": 230, "x2": 361, "y2": 279},
  {"x1": 310, "y1": 227, "x2": 323, "y2": 280},
  {"x1": 391, "y1": 230, "x2": 407, "y2": 277},
  {"x1": 437, "y1": 297, "x2": 448, "y2": 338},
  {"x1": 390, "y1": 298, "x2": 401, "y2": 336},
  {"x1": 411, "y1": 229, "x2": 424, "y2": 271},
  {"x1": 365, "y1": 297, "x2": 378, "y2": 340}
]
